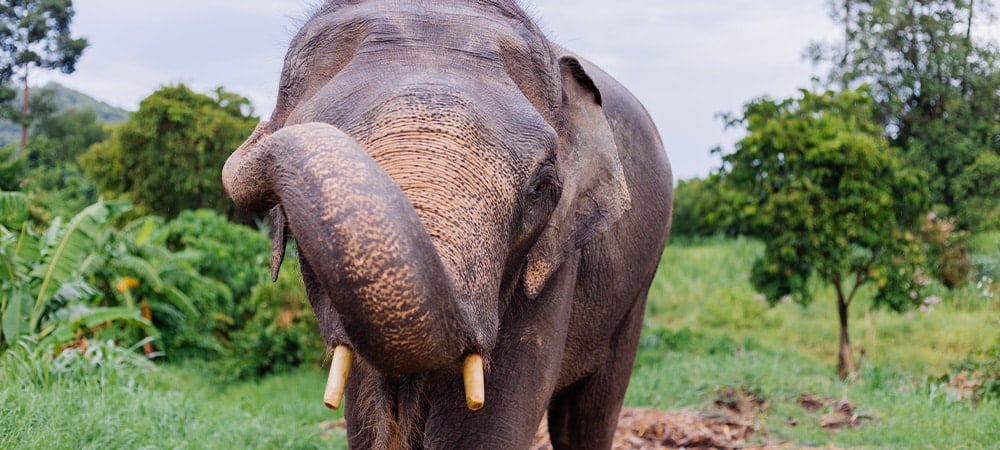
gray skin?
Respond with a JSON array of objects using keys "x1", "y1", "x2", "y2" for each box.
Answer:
[{"x1": 222, "y1": 1, "x2": 672, "y2": 448}]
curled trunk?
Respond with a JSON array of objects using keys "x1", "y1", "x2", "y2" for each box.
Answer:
[{"x1": 223, "y1": 122, "x2": 477, "y2": 374}]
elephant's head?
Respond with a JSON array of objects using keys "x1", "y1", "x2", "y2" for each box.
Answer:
[{"x1": 222, "y1": 0, "x2": 630, "y2": 412}]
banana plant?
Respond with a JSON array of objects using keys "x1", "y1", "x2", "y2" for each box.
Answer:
[{"x1": 0, "y1": 194, "x2": 154, "y2": 353}]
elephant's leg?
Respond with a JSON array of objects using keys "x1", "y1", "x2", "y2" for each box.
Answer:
[
  {"x1": 422, "y1": 256, "x2": 580, "y2": 449},
  {"x1": 547, "y1": 293, "x2": 648, "y2": 450}
]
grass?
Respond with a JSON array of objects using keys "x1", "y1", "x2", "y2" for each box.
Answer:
[
  {"x1": 1, "y1": 354, "x2": 345, "y2": 449},
  {"x1": 628, "y1": 236, "x2": 1000, "y2": 448},
  {"x1": 1, "y1": 236, "x2": 997, "y2": 448}
]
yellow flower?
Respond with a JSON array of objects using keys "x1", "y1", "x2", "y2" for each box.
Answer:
[{"x1": 116, "y1": 277, "x2": 140, "y2": 293}]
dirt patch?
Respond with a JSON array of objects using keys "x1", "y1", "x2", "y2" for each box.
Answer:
[
  {"x1": 531, "y1": 408, "x2": 767, "y2": 449},
  {"x1": 799, "y1": 393, "x2": 826, "y2": 412},
  {"x1": 321, "y1": 388, "x2": 867, "y2": 448},
  {"x1": 532, "y1": 388, "x2": 771, "y2": 449},
  {"x1": 715, "y1": 387, "x2": 766, "y2": 416},
  {"x1": 798, "y1": 393, "x2": 874, "y2": 430}
]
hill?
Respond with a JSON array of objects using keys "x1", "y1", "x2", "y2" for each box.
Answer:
[{"x1": 0, "y1": 82, "x2": 130, "y2": 148}]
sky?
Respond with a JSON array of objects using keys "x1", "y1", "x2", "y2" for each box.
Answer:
[{"x1": 36, "y1": 0, "x2": 845, "y2": 180}]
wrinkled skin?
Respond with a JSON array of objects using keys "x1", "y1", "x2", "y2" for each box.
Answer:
[{"x1": 222, "y1": 1, "x2": 672, "y2": 448}]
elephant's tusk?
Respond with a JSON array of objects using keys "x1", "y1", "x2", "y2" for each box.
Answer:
[
  {"x1": 462, "y1": 353, "x2": 485, "y2": 411},
  {"x1": 324, "y1": 345, "x2": 353, "y2": 410}
]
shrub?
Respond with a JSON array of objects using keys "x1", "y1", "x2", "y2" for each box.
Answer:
[
  {"x1": 161, "y1": 209, "x2": 268, "y2": 307},
  {"x1": 919, "y1": 212, "x2": 971, "y2": 288},
  {"x1": 0, "y1": 337, "x2": 155, "y2": 389},
  {"x1": 220, "y1": 255, "x2": 323, "y2": 380},
  {"x1": 946, "y1": 338, "x2": 1000, "y2": 403}
]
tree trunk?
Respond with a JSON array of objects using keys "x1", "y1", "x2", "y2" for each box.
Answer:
[
  {"x1": 19, "y1": 68, "x2": 29, "y2": 155},
  {"x1": 836, "y1": 291, "x2": 856, "y2": 380}
]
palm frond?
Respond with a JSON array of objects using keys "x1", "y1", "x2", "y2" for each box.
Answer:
[
  {"x1": 2, "y1": 288, "x2": 30, "y2": 346},
  {"x1": 52, "y1": 280, "x2": 99, "y2": 304}
]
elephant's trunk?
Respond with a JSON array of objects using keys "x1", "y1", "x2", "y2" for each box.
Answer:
[{"x1": 223, "y1": 122, "x2": 477, "y2": 375}]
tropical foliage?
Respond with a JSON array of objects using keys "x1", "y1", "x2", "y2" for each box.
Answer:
[{"x1": 0, "y1": 192, "x2": 152, "y2": 353}]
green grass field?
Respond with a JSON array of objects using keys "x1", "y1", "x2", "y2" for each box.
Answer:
[{"x1": 2, "y1": 237, "x2": 997, "y2": 448}]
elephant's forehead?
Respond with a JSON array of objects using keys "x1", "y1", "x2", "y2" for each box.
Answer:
[
  {"x1": 347, "y1": 84, "x2": 555, "y2": 164},
  {"x1": 304, "y1": 0, "x2": 534, "y2": 47}
]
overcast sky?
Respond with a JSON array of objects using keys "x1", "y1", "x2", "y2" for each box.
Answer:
[{"x1": 37, "y1": 0, "x2": 845, "y2": 180}]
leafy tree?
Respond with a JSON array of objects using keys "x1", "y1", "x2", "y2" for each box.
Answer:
[
  {"x1": 30, "y1": 108, "x2": 106, "y2": 167},
  {"x1": 952, "y1": 151, "x2": 1000, "y2": 231},
  {"x1": 807, "y1": 0, "x2": 1000, "y2": 230},
  {"x1": 23, "y1": 108, "x2": 106, "y2": 220},
  {"x1": 671, "y1": 175, "x2": 742, "y2": 238},
  {"x1": 80, "y1": 85, "x2": 257, "y2": 219},
  {"x1": 718, "y1": 88, "x2": 929, "y2": 379},
  {"x1": 0, "y1": 0, "x2": 87, "y2": 154}
]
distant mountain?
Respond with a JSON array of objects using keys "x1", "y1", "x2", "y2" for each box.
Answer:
[{"x1": 0, "y1": 82, "x2": 131, "y2": 148}]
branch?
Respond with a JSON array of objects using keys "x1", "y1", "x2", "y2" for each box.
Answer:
[
  {"x1": 832, "y1": 271, "x2": 847, "y2": 306},
  {"x1": 846, "y1": 252, "x2": 878, "y2": 307},
  {"x1": 846, "y1": 270, "x2": 866, "y2": 307}
]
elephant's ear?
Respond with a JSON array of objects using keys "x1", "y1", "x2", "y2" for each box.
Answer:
[{"x1": 522, "y1": 56, "x2": 631, "y2": 299}]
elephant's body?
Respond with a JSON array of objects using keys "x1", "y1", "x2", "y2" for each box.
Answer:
[{"x1": 223, "y1": 2, "x2": 671, "y2": 449}]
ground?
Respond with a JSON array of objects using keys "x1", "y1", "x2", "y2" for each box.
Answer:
[{"x1": 527, "y1": 388, "x2": 869, "y2": 449}]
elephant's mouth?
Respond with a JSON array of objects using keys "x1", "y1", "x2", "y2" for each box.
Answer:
[{"x1": 323, "y1": 345, "x2": 485, "y2": 412}]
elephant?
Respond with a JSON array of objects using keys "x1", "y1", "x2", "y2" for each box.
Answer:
[{"x1": 221, "y1": 1, "x2": 672, "y2": 448}]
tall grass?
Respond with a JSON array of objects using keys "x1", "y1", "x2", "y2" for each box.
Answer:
[{"x1": 0, "y1": 343, "x2": 345, "y2": 449}]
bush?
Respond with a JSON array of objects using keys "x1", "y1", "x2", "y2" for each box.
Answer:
[
  {"x1": 952, "y1": 151, "x2": 1000, "y2": 232},
  {"x1": 153, "y1": 210, "x2": 267, "y2": 359},
  {"x1": 946, "y1": 338, "x2": 1000, "y2": 403},
  {"x1": 221, "y1": 255, "x2": 323, "y2": 380},
  {"x1": 0, "y1": 337, "x2": 155, "y2": 389},
  {"x1": 700, "y1": 291, "x2": 781, "y2": 330},
  {"x1": 0, "y1": 145, "x2": 26, "y2": 191},
  {"x1": 161, "y1": 209, "x2": 268, "y2": 306},
  {"x1": 919, "y1": 212, "x2": 971, "y2": 288},
  {"x1": 670, "y1": 175, "x2": 741, "y2": 238},
  {"x1": 159, "y1": 210, "x2": 323, "y2": 378}
]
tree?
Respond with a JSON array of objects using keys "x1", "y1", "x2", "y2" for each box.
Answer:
[
  {"x1": 671, "y1": 175, "x2": 742, "y2": 239},
  {"x1": 80, "y1": 85, "x2": 257, "y2": 219},
  {"x1": 807, "y1": 0, "x2": 1000, "y2": 230},
  {"x1": 23, "y1": 107, "x2": 107, "y2": 220},
  {"x1": 0, "y1": 0, "x2": 88, "y2": 155},
  {"x1": 719, "y1": 88, "x2": 929, "y2": 379}
]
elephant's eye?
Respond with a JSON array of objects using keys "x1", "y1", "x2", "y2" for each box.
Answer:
[
  {"x1": 526, "y1": 165, "x2": 559, "y2": 205},
  {"x1": 527, "y1": 181, "x2": 551, "y2": 203}
]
